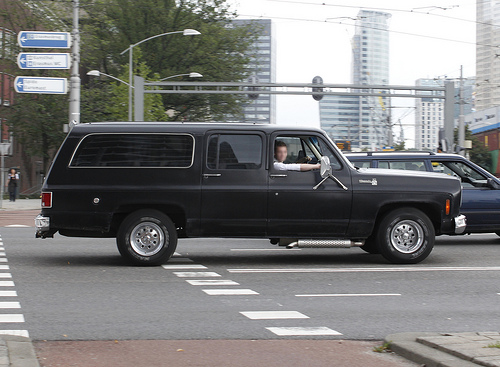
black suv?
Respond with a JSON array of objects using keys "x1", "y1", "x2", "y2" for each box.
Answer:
[
  {"x1": 346, "y1": 151, "x2": 500, "y2": 235},
  {"x1": 36, "y1": 123, "x2": 465, "y2": 265}
]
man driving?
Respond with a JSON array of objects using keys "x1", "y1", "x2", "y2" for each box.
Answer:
[{"x1": 274, "y1": 140, "x2": 321, "y2": 171}]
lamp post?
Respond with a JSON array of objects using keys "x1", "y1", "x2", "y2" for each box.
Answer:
[
  {"x1": 159, "y1": 72, "x2": 203, "y2": 82},
  {"x1": 87, "y1": 70, "x2": 132, "y2": 87},
  {"x1": 120, "y1": 29, "x2": 201, "y2": 121}
]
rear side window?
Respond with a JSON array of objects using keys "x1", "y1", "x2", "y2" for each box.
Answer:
[
  {"x1": 207, "y1": 134, "x2": 262, "y2": 169},
  {"x1": 70, "y1": 134, "x2": 194, "y2": 168},
  {"x1": 378, "y1": 161, "x2": 426, "y2": 171}
]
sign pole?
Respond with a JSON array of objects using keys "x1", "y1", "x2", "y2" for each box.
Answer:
[{"x1": 68, "y1": 0, "x2": 80, "y2": 128}]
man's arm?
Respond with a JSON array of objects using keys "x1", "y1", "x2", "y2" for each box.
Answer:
[{"x1": 300, "y1": 163, "x2": 321, "y2": 172}]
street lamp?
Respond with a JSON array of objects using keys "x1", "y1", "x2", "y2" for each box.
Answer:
[
  {"x1": 120, "y1": 29, "x2": 201, "y2": 121},
  {"x1": 87, "y1": 70, "x2": 132, "y2": 87},
  {"x1": 159, "y1": 72, "x2": 203, "y2": 82}
]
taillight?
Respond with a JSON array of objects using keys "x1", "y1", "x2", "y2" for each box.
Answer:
[
  {"x1": 41, "y1": 192, "x2": 52, "y2": 208},
  {"x1": 445, "y1": 199, "x2": 451, "y2": 215}
]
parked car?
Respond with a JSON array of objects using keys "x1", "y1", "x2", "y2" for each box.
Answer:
[
  {"x1": 35, "y1": 123, "x2": 465, "y2": 265},
  {"x1": 346, "y1": 151, "x2": 500, "y2": 235}
]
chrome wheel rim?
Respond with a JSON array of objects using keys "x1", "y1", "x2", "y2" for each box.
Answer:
[
  {"x1": 390, "y1": 220, "x2": 424, "y2": 254},
  {"x1": 130, "y1": 221, "x2": 165, "y2": 256}
]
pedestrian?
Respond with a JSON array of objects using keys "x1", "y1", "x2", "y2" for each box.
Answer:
[{"x1": 7, "y1": 168, "x2": 19, "y2": 202}]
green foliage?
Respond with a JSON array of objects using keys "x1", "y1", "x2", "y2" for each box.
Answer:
[
  {"x1": 394, "y1": 141, "x2": 406, "y2": 151},
  {"x1": 373, "y1": 341, "x2": 392, "y2": 353},
  {"x1": 80, "y1": 0, "x2": 257, "y2": 122},
  {"x1": 484, "y1": 342, "x2": 500, "y2": 349}
]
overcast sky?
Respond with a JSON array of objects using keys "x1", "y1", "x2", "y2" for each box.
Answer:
[{"x1": 229, "y1": 0, "x2": 477, "y2": 146}]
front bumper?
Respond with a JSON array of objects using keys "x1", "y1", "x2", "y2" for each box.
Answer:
[{"x1": 454, "y1": 214, "x2": 467, "y2": 234}]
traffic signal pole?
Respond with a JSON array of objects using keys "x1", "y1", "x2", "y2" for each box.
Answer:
[{"x1": 68, "y1": 0, "x2": 80, "y2": 128}]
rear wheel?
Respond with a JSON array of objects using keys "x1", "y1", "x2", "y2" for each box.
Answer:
[
  {"x1": 376, "y1": 208, "x2": 434, "y2": 264},
  {"x1": 117, "y1": 210, "x2": 177, "y2": 266}
]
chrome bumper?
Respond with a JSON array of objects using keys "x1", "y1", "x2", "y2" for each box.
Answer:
[{"x1": 454, "y1": 214, "x2": 467, "y2": 234}]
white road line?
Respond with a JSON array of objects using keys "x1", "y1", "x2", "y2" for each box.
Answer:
[
  {"x1": 0, "y1": 330, "x2": 29, "y2": 337},
  {"x1": 0, "y1": 253, "x2": 4, "y2": 257},
  {"x1": 162, "y1": 264, "x2": 207, "y2": 270},
  {"x1": 186, "y1": 279, "x2": 240, "y2": 286},
  {"x1": 227, "y1": 266, "x2": 500, "y2": 274},
  {"x1": 0, "y1": 302, "x2": 21, "y2": 309},
  {"x1": 172, "y1": 252, "x2": 183, "y2": 257},
  {"x1": 173, "y1": 272, "x2": 221, "y2": 278},
  {"x1": 0, "y1": 282, "x2": 14, "y2": 287},
  {"x1": 266, "y1": 327, "x2": 342, "y2": 336},
  {"x1": 295, "y1": 293, "x2": 402, "y2": 297},
  {"x1": 202, "y1": 289, "x2": 259, "y2": 296},
  {"x1": 230, "y1": 248, "x2": 301, "y2": 252},
  {"x1": 0, "y1": 291, "x2": 17, "y2": 297},
  {"x1": 5, "y1": 225, "x2": 30, "y2": 228},
  {"x1": 240, "y1": 311, "x2": 309, "y2": 320},
  {"x1": 0, "y1": 248, "x2": 4, "y2": 251},
  {"x1": 0, "y1": 259, "x2": 7, "y2": 263},
  {"x1": 0, "y1": 274, "x2": 11, "y2": 279},
  {"x1": 0, "y1": 314, "x2": 24, "y2": 323},
  {"x1": 0, "y1": 266, "x2": 7, "y2": 270}
]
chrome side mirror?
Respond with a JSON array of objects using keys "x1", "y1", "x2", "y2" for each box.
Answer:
[{"x1": 320, "y1": 156, "x2": 332, "y2": 179}]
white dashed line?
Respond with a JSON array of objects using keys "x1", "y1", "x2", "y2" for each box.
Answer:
[
  {"x1": 0, "y1": 330, "x2": 29, "y2": 337},
  {"x1": 0, "y1": 291, "x2": 16, "y2": 297},
  {"x1": 202, "y1": 289, "x2": 259, "y2": 296},
  {"x1": 5, "y1": 225, "x2": 30, "y2": 228},
  {"x1": 162, "y1": 264, "x2": 207, "y2": 270},
  {"x1": 227, "y1": 266, "x2": 500, "y2": 274},
  {"x1": 174, "y1": 272, "x2": 221, "y2": 278},
  {"x1": 266, "y1": 327, "x2": 342, "y2": 336},
  {"x1": 240, "y1": 311, "x2": 309, "y2": 320},
  {"x1": 0, "y1": 259, "x2": 7, "y2": 263},
  {"x1": 186, "y1": 279, "x2": 240, "y2": 286},
  {"x1": 295, "y1": 293, "x2": 402, "y2": 297},
  {"x1": 0, "y1": 282, "x2": 14, "y2": 287},
  {"x1": 0, "y1": 315, "x2": 24, "y2": 323},
  {"x1": 0, "y1": 302, "x2": 21, "y2": 309},
  {"x1": 0, "y1": 274, "x2": 11, "y2": 279}
]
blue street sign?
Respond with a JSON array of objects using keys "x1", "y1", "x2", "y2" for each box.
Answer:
[
  {"x1": 17, "y1": 53, "x2": 70, "y2": 69},
  {"x1": 17, "y1": 31, "x2": 71, "y2": 49},
  {"x1": 14, "y1": 76, "x2": 67, "y2": 94}
]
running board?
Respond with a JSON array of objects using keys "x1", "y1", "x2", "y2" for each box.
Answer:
[{"x1": 280, "y1": 239, "x2": 365, "y2": 249}]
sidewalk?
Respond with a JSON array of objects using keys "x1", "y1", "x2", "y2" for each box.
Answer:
[
  {"x1": 388, "y1": 332, "x2": 500, "y2": 367},
  {"x1": 0, "y1": 199, "x2": 41, "y2": 211},
  {"x1": 0, "y1": 335, "x2": 39, "y2": 367}
]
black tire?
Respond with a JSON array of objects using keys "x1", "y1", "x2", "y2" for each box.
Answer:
[
  {"x1": 376, "y1": 208, "x2": 434, "y2": 264},
  {"x1": 360, "y1": 236, "x2": 380, "y2": 254},
  {"x1": 116, "y1": 210, "x2": 177, "y2": 266}
]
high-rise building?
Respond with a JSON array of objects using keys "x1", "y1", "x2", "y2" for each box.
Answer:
[
  {"x1": 230, "y1": 19, "x2": 276, "y2": 124},
  {"x1": 476, "y1": 0, "x2": 500, "y2": 111},
  {"x1": 319, "y1": 10, "x2": 391, "y2": 150},
  {"x1": 414, "y1": 78, "x2": 475, "y2": 151}
]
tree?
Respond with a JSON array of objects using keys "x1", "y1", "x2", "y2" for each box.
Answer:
[
  {"x1": 79, "y1": 0, "x2": 257, "y2": 122},
  {"x1": 394, "y1": 141, "x2": 406, "y2": 151}
]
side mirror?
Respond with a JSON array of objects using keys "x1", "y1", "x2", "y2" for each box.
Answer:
[
  {"x1": 320, "y1": 156, "x2": 332, "y2": 179},
  {"x1": 487, "y1": 177, "x2": 500, "y2": 190}
]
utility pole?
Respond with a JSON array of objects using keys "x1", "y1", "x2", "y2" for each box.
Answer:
[
  {"x1": 458, "y1": 65, "x2": 466, "y2": 156},
  {"x1": 387, "y1": 97, "x2": 393, "y2": 147},
  {"x1": 68, "y1": 0, "x2": 80, "y2": 128}
]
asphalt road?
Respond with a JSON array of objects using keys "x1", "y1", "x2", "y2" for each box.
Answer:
[{"x1": 1, "y1": 228, "x2": 500, "y2": 342}]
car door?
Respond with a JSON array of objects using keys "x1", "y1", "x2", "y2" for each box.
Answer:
[
  {"x1": 200, "y1": 131, "x2": 268, "y2": 236},
  {"x1": 267, "y1": 132, "x2": 353, "y2": 238},
  {"x1": 431, "y1": 160, "x2": 500, "y2": 232}
]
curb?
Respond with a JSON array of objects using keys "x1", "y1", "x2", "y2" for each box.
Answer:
[
  {"x1": 386, "y1": 332, "x2": 479, "y2": 367},
  {"x1": 0, "y1": 336, "x2": 40, "y2": 367}
]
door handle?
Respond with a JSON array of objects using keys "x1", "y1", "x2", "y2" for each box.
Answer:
[
  {"x1": 203, "y1": 173, "x2": 222, "y2": 178},
  {"x1": 270, "y1": 174, "x2": 287, "y2": 178}
]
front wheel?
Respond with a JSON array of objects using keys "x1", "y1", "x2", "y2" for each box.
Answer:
[
  {"x1": 117, "y1": 210, "x2": 178, "y2": 266},
  {"x1": 376, "y1": 208, "x2": 434, "y2": 264}
]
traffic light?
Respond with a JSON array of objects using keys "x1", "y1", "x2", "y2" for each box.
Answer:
[{"x1": 247, "y1": 75, "x2": 259, "y2": 100}]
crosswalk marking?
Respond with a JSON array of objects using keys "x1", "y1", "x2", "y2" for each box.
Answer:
[
  {"x1": 0, "y1": 314, "x2": 24, "y2": 323},
  {"x1": 0, "y1": 281, "x2": 14, "y2": 287},
  {"x1": 186, "y1": 279, "x2": 240, "y2": 286},
  {"x1": 174, "y1": 272, "x2": 221, "y2": 278},
  {"x1": 0, "y1": 291, "x2": 17, "y2": 297},
  {"x1": 266, "y1": 327, "x2": 342, "y2": 336},
  {"x1": 240, "y1": 311, "x2": 309, "y2": 320},
  {"x1": 202, "y1": 289, "x2": 259, "y2": 296},
  {"x1": 162, "y1": 264, "x2": 207, "y2": 270},
  {"x1": 0, "y1": 302, "x2": 21, "y2": 309},
  {"x1": 0, "y1": 274, "x2": 12, "y2": 279}
]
